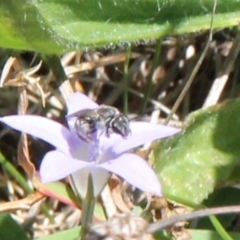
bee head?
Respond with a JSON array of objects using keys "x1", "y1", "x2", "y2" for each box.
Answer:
[{"x1": 109, "y1": 114, "x2": 130, "y2": 138}]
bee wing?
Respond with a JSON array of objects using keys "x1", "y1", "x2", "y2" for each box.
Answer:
[{"x1": 66, "y1": 108, "x2": 97, "y2": 118}]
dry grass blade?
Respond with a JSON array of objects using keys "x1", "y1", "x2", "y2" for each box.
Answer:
[
  {"x1": 59, "y1": 80, "x2": 74, "y2": 102},
  {"x1": 65, "y1": 52, "x2": 140, "y2": 75},
  {"x1": 101, "y1": 184, "x2": 118, "y2": 218},
  {"x1": 0, "y1": 192, "x2": 44, "y2": 213},
  {"x1": 148, "y1": 205, "x2": 240, "y2": 233},
  {"x1": 164, "y1": 0, "x2": 217, "y2": 123},
  {"x1": 203, "y1": 31, "x2": 240, "y2": 107},
  {"x1": 0, "y1": 57, "x2": 17, "y2": 87},
  {"x1": 0, "y1": 57, "x2": 46, "y2": 106},
  {"x1": 17, "y1": 87, "x2": 36, "y2": 178}
]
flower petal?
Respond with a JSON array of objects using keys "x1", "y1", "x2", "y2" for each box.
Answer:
[
  {"x1": 99, "y1": 153, "x2": 162, "y2": 196},
  {"x1": 71, "y1": 166, "x2": 109, "y2": 198},
  {"x1": 0, "y1": 115, "x2": 80, "y2": 155},
  {"x1": 67, "y1": 92, "x2": 98, "y2": 116},
  {"x1": 104, "y1": 122, "x2": 180, "y2": 155},
  {"x1": 40, "y1": 150, "x2": 89, "y2": 183}
]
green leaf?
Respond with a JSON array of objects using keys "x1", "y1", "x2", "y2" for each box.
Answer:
[
  {"x1": 0, "y1": 0, "x2": 240, "y2": 53},
  {"x1": 38, "y1": 182, "x2": 80, "y2": 208},
  {"x1": 197, "y1": 187, "x2": 240, "y2": 229},
  {"x1": 38, "y1": 182, "x2": 106, "y2": 221},
  {"x1": 0, "y1": 153, "x2": 33, "y2": 193},
  {"x1": 154, "y1": 98, "x2": 240, "y2": 205},
  {"x1": 154, "y1": 229, "x2": 240, "y2": 240},
  {"x1": 186, "y1": 230, "x2": 239, "y2": 240},
  {"x1": 37, "y1": 226, "x2": 80, "y2": 240},
  {"x1": 0, "y1": 214, "x2": 30, "y2": 240}
]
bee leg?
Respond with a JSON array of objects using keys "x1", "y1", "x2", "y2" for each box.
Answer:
[{"x1": 105, "y1": 127, "x2": 111, "y2": 138}]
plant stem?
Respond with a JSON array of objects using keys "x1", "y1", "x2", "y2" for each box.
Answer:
[
  {"x1": 80, "y1": 174, "x2": 96, "y2": 239},
  {"x1": 123, "y1": 45, "x2": 131, "y2": 114}
]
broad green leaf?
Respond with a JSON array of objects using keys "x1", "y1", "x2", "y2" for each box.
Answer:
[
  {"x1": 154, "y1": 98, "x2": 240, "y2": 205},
  {"x1": 0, "y1": 214, "x2": 30, "y2": 240},
  {"x1": 197, "y1": 187, "x2": 240, "y2": 229},
  {"x1": 0, "y1": 0, "x2": 239, "y2": 53},
  {"x1": 188, "y1": 229, "x2": 240, "y2": 240},
  {"x1": 37, "y1": 226, "x2": 80, "y2": 240},
  {"x1": 155, "y1": 229, "x2": 240, "y2": 240}
]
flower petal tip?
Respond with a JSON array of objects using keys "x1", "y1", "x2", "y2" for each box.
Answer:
[{"x1": 67, "y1": 92, "x2": 98, "y2": 115}]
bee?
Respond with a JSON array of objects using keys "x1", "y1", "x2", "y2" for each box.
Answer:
[{"x1": 72, "y1": 105, "x2": 130, "y2": 142}]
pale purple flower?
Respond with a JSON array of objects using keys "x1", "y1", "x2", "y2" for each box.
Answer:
[{"x1": 0, "y1": 92, "x2": 180, "y2": 198}]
